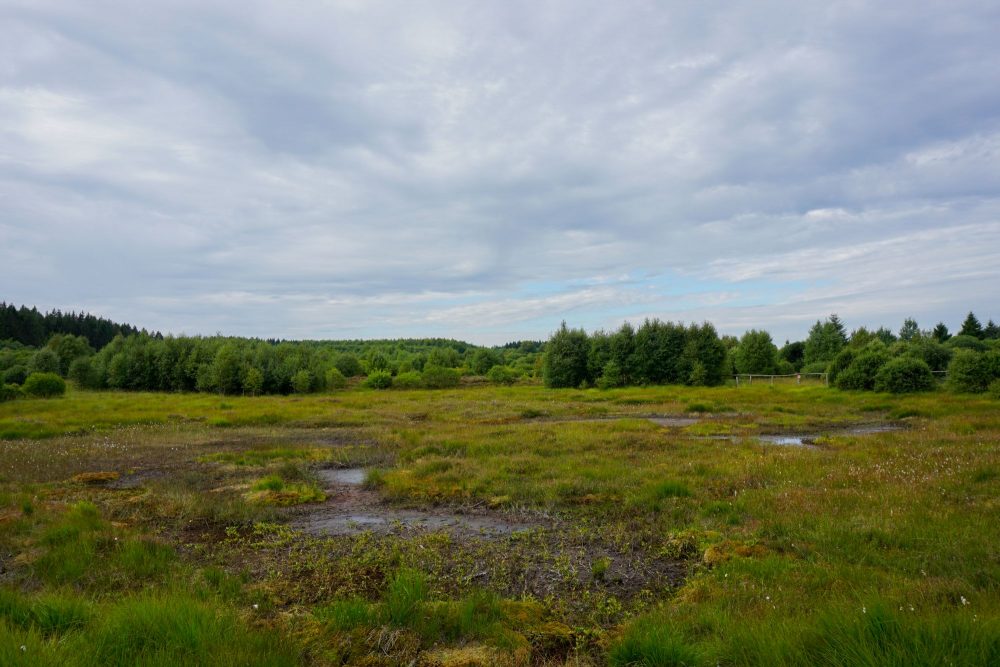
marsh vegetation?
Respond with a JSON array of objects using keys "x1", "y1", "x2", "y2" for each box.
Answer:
[{"x1": 0, "y1": 383, "x2": 997, "y2": 665}]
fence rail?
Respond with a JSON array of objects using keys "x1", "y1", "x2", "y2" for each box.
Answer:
[
  {"x1": 734, "y1": 369, "x2": 949, "y2": 387},
  {"x1": 734, "y1": 373, "x2": 828, "y2": 387}
]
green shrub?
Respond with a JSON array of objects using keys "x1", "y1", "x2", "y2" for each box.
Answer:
[
  {"x1": 22, "y1": 372, "x2": 67, "y2": 398},
  {"x1": 3, "y1": 364, "x2": 28, "y2": 385},
  {"x1": 421, "y1": 365, "x2": 460, "y2": 389},
  {"x1": 836, "y1": 348, "x2": 889, "y2": 391},
  {"x1": 0, "y1": 383, "x2": 22, "y2": 402},
  {"x1": 324, "y1": 366, "x2": 347, "y2": 389},
  {"x1": 596, "y1": 361, "x2": 624, "y2": 389},
  {"x1": 242, "y1": 367, "x2": 265, "y2": 396},
  {"x1": 827, "y1": 347, "x2": 856, "y2": 386},
  {"x1": 905, "y1": 338, "x2": 952, "y2": 371},
  {"x1": 334, "y1": 353, "x2": 364, "y2": 377},
  {"x1": 486, "y1": 365, "x2": 519, "y2": 385},
  {"x1": 800, "y1": 360, "x2": 829, "y2": 374},
  {"x1": 68, "y1": 357, "x2": 97, "y2": 388},
  {"x1": 989, "y1": 378, "x2": 1000, "y2": 399},
  {"x1": 946, "y1": 334, "x2": 989, "y2": 352},
  {"x1": 948, "y1": 349, "x2": 991, "y2": 393},
  {"x1": 392, "y1": 371, "x2": 424, "y2": 389},
  {"x1": 291, "y1": 370, "x2": 313, "y2": 394},
  {"x1": 364, "y1": 370, "x2": 392, "y2": 389},
  {"x1": 28, "y1": 349, "x2": 61, "y2": 375},
  {"x1": 874, "y1": 357, "x2": 934, "y2": 393}
]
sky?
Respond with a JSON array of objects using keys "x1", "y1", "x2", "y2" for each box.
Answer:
[{"x1": 2, "y1": 1, "x2": 999, "y2": 345}]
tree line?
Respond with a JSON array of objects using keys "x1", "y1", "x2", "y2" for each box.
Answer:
[
  {"x1": 2, "y1": 301, "x2": 998, "y2": 399},
  {"x1": 543, "y1": 312, "x2": 1000, "y2": 395},
  {"x1": 0, "y1": 302, "x2": 148, "y2": 349},
  {"x1": 1, "y1": 330, "x2": 543, "y2": 398}
]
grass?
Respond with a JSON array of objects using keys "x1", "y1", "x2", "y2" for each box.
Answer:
[
  {"x1": 0, "y1": 590, "x2": 298, "y2": 666},
  {"x1": 246, "y1": 475, "x2": 326, "y2": 505},
  {"x1": 0, "y1": 384, "x2": 998, "y2": 664}
]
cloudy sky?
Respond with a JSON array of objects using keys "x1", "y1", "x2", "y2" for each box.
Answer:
[{"x1": 2, "y1": 1, "x2": 999, "y2": 344}]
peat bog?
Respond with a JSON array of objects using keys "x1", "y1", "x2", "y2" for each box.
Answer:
[{"x1": 0, "y1": 384, "x2": 998, "y2": 665}]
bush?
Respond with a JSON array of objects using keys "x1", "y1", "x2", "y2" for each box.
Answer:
[
  {"x1": 905, "y1": 338, "x2": 952, "y2": 371},
  {"x1": 291, "y1": 370, "x2": 313, "y2": 394},
  {"x1": 68, "y1": 357, "x2": 97, "y2": 388},
  {"x1": 989, "y1": 379, "x2": 1000, "y2": 399},
  {"x1": 324, "y1": 367, "x2": 347, "y2": 389},
  {"x1": 3, "y1": 364, "x2": 28, "y2": 385},
  {"x1": 421, "y1": 365, "x2": 460, "y2": 389},
  {"x1": 1, "y1": 384, "x2": 23, "y2": 402},
  {"x1": 946, "y1": 334, "x2": 989, "y2": 353},
  {"x1": 364, "y1": 370, "x2": 392, "y2": 389},
  {"x1": 242, "y1": 367, "x2": 264, "y2": 396},
  {"x1": 948, "y1": 349, "x2": 991, "y2": 393},
  {"x1": 28, "y1": 349, "x2": 61, "y2": 375},
  {"x1": 800, "y1": 361, "x2": 829, "y2": 374},
  {"x1": 334, "y1": 353, "x2": 364, "y2": 377},
  {"x1": 22, "y1": 372, "x2": 66, "y2": 398},
  {"x1": 392, "y1": 371, "x2": 423, "y2": 389},
  {"x1": 486, "y1": 365, "x2": 519, "y2": 385},
  {"x1": 835, "y1": 348, "x2": 889, "y2": 391},
  {"x1": 874, "y1": 357, "x2": 934, "y2": 393},
  {"x1": 596, "y1": 361, "x2": 624, "y2": 389},
  {"x1": 827, "y1": 347, "x2": 856, "y2": 386}
]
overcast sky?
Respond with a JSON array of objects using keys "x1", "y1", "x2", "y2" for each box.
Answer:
[{"x1": 2, "y1": 1, "x2": 999, "y2": 344}]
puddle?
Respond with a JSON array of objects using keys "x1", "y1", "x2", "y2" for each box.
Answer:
[
  {"x1": 299, "y1": 509, "x2": 535, "y2": 537},
  {"x1": 295, "y1": 467, "x2": 542, "y2": 538},
  {"x1": 759, "y1": 423, "x2": 904, "y2": 447},
  {"x1": 319, "y1": 468, "x2": 366, "y2": 485},
  {"x1": 693, "y1": 423, "x2": 904, "y2": 449},
  {"x1": 647, "y1": 417, "x2": 699, "y2": 427},
  {"x1": 757, "y1": 435, "x2": 815, "y2": 447},
  {"x1": 535, "y1": 415, "x2": 699, "y2": 428}
]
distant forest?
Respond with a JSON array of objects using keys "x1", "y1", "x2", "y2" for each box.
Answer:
[
  {"x1": 0, "y1": 302, "x2": 543, "y2": 396},
  {"x1": 0, "y1": 302, "x2": 147, "y2": 349},
  {"x1": 1, "y1": 301, "x2": 998, "y2": 397}
]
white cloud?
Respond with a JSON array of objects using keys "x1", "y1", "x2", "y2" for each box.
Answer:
[{"x1": 1, "y1": 1, "x2": 999, "y2": 343}]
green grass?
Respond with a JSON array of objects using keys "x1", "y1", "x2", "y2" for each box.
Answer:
[
  {"x1": 246, "y1": 475, "x2": 326, "y2": 505},
  {"x1": 1, "y1": 384, "x2": 998, "y2": 664}
]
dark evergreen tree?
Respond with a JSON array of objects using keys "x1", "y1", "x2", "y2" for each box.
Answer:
[
  {"x1": 984, "y1": 319, "x2": 1000, "y2": 340},
  {"x1": 959, "y1": 312, "x2": 984, "y2": 339}
]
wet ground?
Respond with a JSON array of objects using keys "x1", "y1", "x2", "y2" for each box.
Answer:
[
  {"x1": 751, "y1": 423, "x2": 904, "y2": 447},
  {"x1": 292, "y1": 467, "x2": 545, "y2": 538}
]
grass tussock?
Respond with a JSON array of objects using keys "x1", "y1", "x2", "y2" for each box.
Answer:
[{"x1": 246, "y1": 475, "x2": 326, "y2": 505}]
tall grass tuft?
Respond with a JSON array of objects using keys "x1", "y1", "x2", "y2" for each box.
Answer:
[
  {"x1": 80, "y1": 593, "x2": 298, "y2": 666},
  {"x1": 609, "y1": 616, "x2": 702, "y2": 666},
  {"x1": 386, "y1": 568, "x2": 429, "y2": 626}
]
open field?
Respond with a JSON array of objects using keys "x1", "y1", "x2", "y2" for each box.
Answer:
[{"x1": 1, "y1": 385, "x2": 998, "y2": 665}]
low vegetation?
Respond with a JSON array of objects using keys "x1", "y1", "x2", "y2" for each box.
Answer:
[{"x1": 0, "y1": 382, "x2": 996, "y2": 665}]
